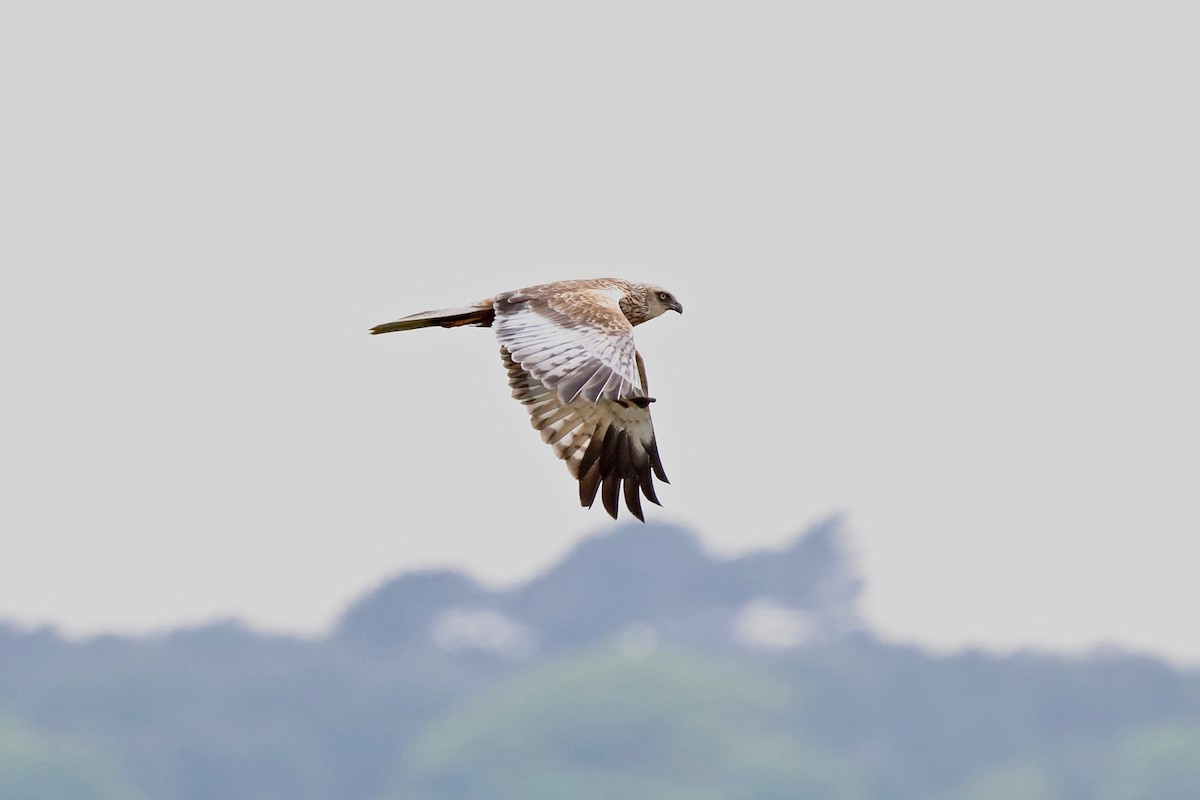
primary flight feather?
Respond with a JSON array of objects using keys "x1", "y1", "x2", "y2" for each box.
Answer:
[{"x1": 370, "y1": 277, "x2": 683, "y2": 521}]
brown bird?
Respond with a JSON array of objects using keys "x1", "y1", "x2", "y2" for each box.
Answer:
[{"x1": 371, "y1": 278, "x2": 683, "y2": 520}]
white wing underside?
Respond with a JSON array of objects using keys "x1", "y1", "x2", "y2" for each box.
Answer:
[{"x1": 493, "y1": 293, "x2": 645, "y2": 405}]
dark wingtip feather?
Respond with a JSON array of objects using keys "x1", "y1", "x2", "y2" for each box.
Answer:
[
  {"x1": 577, "y1": 427, "x2": 608, "y2": 481},
  {"x1": 614, "y1": 429, "x2": 632, "y2": 477},
  {"x1": 623, "y1": 478, "x2": 645, "y2": 521},
  {"x1": 648, "y1": 438, "x2": 669, "y2": 483},
  {"x1": 579, "y1": 465, "x2": 602, "y2": 509},
  {"x1": 639, "y1": 471, "x2": 661, "y2": 506},
  {"x1": 601, "y1": 474, "x2": 620, "y2": 519}
]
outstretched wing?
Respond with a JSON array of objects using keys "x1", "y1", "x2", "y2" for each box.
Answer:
[
  {"x1": 492, "y1": 282, "x2": 645, "y2": 405},
  {"x1": 503, "y1": 347, "x2": 667, "y2": 520}
]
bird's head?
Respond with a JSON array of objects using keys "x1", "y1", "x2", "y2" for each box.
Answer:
[{"x1": 642, "y1": 284, "x2": 684, "y2": 320}]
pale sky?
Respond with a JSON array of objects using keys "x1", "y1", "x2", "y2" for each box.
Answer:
[{"x1": 2, "y1": 2, "x2": 1198, "y2": 664}]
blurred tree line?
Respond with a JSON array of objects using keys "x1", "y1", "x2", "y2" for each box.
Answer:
[{"x1": 2, "y1": 521, "x2": 1198, "y2": 799}]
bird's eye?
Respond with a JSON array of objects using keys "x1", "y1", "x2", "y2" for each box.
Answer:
[{"x1": 657, "y1": 291, "x2": 670, "y2": 302}]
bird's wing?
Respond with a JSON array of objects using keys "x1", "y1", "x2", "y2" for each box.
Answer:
[
  {"x1": 492, "y1": 283, "x2": 645, "y2": 405},
  {"x1": 503, "y1": 347, "x2": 667, "y2": 520}
]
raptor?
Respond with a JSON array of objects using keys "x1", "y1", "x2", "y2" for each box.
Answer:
[{"x1": 371, "y1": 278, "x2": 683, "y2": 520}]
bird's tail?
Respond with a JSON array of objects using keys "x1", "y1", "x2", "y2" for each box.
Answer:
[{"x1": 369, "y1": 303, "x2": 495, "y2": 335}]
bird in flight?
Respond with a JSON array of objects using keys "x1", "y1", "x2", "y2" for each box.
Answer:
[{"x1": 371, "y1": 278, "x2": 683, "y2": 521}]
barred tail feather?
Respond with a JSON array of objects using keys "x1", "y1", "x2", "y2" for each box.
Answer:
[{"x1": 370, "y1": 304, "x2": 495, "y2": 335}]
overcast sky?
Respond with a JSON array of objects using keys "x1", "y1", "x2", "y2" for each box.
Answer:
[{"x1": 2, "y1": 1, "x2": 1197, "y2": 664}]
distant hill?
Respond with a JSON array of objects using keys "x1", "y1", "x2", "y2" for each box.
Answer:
[
  {"x1": 336, "y1": 517, "x2": 860, "y2": 654},
  {"x1": 2, "y1": 519, "x2": 1199, "y2": 800}
]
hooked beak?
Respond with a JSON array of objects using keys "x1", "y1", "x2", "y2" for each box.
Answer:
[{"x1": 670, "y1": 299, "x2": 683, "y2": 315}]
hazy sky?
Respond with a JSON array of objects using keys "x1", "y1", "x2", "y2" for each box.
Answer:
[{"x1": 3, "y1": 2, "x2": 1197, "y2": 663}]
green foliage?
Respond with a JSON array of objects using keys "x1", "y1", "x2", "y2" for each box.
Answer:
[
  {"x1": 0, "y1": 622, "x2": 504, "y2": 800},
  {"x1": 935, "y1": 761, "x2": 1062, "y2": 800},
  {"x1": 928, "y1": 722, "x2": 1200, "y2": 800},
  {"x1": 0, "y1": 716, "x2": 141, "y2": 800},
  {"x1": 394, "y1": 650, "x2": 867, "y2": 800},
  {"x1": 2, "y1": 524, "x2": 1199, "y2": 800},
  {"x1": 1097, "y1": 723, "x2": 1200, "y2": 800}
]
